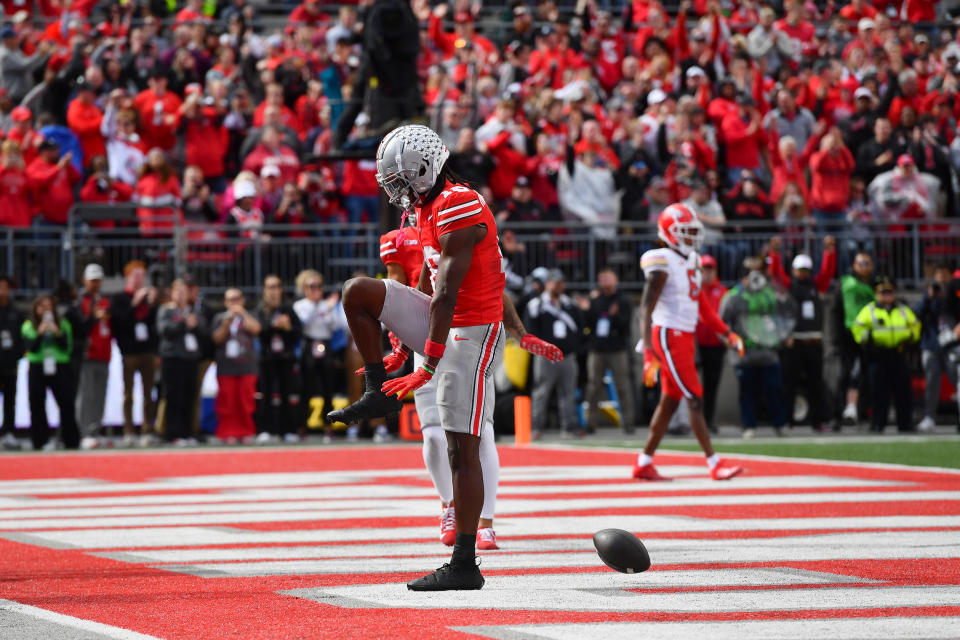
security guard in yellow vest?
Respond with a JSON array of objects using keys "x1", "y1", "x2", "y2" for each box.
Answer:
[{"x1": 851, "y1": 277, "x2": 921, "y2": 433}]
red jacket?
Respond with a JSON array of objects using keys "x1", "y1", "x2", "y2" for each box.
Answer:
[
  {"x1": 183, "y1": 107, "x2": 228, "y2": 178},
  {"x1": 341, "y1": 159, "x2": 379, "y2": 197},
  {"x1": 66, "y1": 100, "x2": 105, "y2": 166},
  {"x1": 720, "y1": 113, "x2": 766, "y2": 169},
  {"x1": 289, "y1": 4, "x2": 327, "y2": 25},
  {"x1": 133, "y1": 89, "x2": 183, "y2": 151},
  {"x1": 0, "y1": 166, "x2": 33, "y2": 228},
  {"x1": 696, "y1": 279, "x2": 728, "y2": 347},
  {"x1": 901, "y1": 0, "x2": 937, "y2": 22},
  {"x1": 486, "y1": 130, "x2": 529, "y2": 202},
  {"x1": 80, "y1": 294, "x2": 113, "y2": 362},
  {"x1": 242, "y1": 144, "x2": 301, "y2": 185},
  {"x1": 809, "y1": 145, "x2": 855, "y2": 213},
  {"x1": 528, "y1": 46, "x2": 583, "y2": 89},
  {"x1": 79, "y1": 176, "x2": 134, "y2": 229},
  {"x1": 26, "y1": 157, "x2": 80, "y2": 224},
  {"x1": 8, "y1": 127, "x2": 42, "y2": 166},
  {"x1": 134, "y1": 173, "x2": 183, "y2": 235},
  {"x1": 428, "y1": 14, "x2": 497, "y2": 61}
]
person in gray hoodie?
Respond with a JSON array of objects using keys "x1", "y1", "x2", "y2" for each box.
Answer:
[
  {"x1": 157, "y1": 279, "x2": 208, "y2": 445},
  {"x1": 0, "y1": 25, "x2": 50, "y2": 104}
]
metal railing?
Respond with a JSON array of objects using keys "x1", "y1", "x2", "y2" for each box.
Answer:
[{"x1": 3, "y1": 211, "x2": 958, "y2": 298}]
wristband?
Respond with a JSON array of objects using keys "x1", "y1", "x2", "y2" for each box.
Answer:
[
  {"x1": 421, "y1": 363, "x2": 436, "y2": 376},
  {"x1": 424, "y1": 339, "x2": 446, "y2": 359}
]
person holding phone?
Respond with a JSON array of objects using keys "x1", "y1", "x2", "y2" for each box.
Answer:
[{"x1": 21, "y1": 295, "x2": 78, "y2": 451}]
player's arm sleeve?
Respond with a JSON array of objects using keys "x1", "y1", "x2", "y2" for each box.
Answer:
[
  {"x1": 698, "y1": 289, "x2": 730, "y2": 336},
  {"x1": 813, "y1": 248, "x2": 837, "y2": 294},
  {"x1": 379, "y1": 232, "x2": 400, "y2": 266},
  {"x1": 435, "y1": 191, "x2": 484, "y2": 235},
  {"x1": 639, "y1": 251, "x2": 669, "y2": 277}
]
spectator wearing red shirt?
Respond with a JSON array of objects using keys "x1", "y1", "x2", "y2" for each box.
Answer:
[
  {"x1": 900, "y1": 0, "x2": 937, "y2": 23},
  {"x1": 888, "y1": 68, "x2": 923, "y2": 128},
  {"x1": 7, "y1": 106, "x2": 40, "y2": 166},
  {"x1": 773, "y1": 4, "x2": 817, "y2": 68},
  {"x1": 628, "y1": 0, "x2": 665, "y2": 24},
  {"x1": 133, "y1": 149, "x2": 183, "y2": 236},
  {"x1": 696, "y1": 254, "x2": 727, "y2": 433},
  {"x1": 528, "y1": 26, "x2": 583, "y2": 89},
  {"x1": 573, "y1": 119, "x2": 620, "y2": 169},
  {"x1": 809, "y1": 126, "x2": 856, "y2": 226},
  {"x1": 75, "y1": 263, "x2": 112, "y2": 449},
  {"x1": 839, "y1": 0, "x2": 878, "y2": 31},
  {"x1": 66, "y1": 80, "x2": 105, "y2": 168},
  {"x1": 242, "y1": 126, "x2": 301, "y2": 185},
  {"x1": 341, "y1": 158, "x2": 380, "y2": 224},
  {"x1": 132, "y1": 71, "x2": 183, "y2": 151},
  {"x1": 0, "y1": 139, "x2": 32, "y2": 228},
  {"x1": 583, "y1": 10, "x2": 626, "y2": 93},
  {"x1": 26, "y1": 139, "x2": 80, "y2": 225},
  {"x1": 179, "y1": 87, "x2": 228, "y2": 190},
  {"x1": 720, "y1": 95, "x2": 767, "y2": 186},
  {"x1": 289, "y1": 0, "x2": 327, "y2": 26},
  {"x1": 841, "y1": 18, "x2": 880, "y2": 60},
  {"x1": 428, "y1": 5, "x2": 497, "y2": 62},
  {"x1": 486, "y1": 128, "x2": 532, "y2": 203},
  {"x1": 79, "y1": 156, "x2": 134, "y2": 229},
  {"x1": 253, "y1": 83, "x2": 300, "y2": 136}
]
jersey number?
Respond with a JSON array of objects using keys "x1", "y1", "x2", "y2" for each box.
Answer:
[{"x1": 687, "y1": 269, "x2": 702, "y2": 301}]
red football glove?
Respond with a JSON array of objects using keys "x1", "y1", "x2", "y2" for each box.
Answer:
[
  {"x1": 355, "y1": 332, "x2": 410, "y2": 375},
  {"x1": 725, "y1": 330, "x2": 745, "y2": 357},
  {"x1": 382, "y1": 365, "x2": 434, "y2": 398},
  {"x1": 520, "y1": 334, "x2": 563, "y2": 363},
  {"x1": 642, "y1": 349, "x2": 660, "y2": 388}
]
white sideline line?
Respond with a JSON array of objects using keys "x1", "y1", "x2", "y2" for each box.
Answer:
[{"x1": 0, "y1": 598, "x2": 160, "y2": 640}]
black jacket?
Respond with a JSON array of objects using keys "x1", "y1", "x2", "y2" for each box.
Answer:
[
  {"x1": 586, "y1": 293, "x2": 632, "y2": 352},
  {"x1": 110, "y1": 290, "x2": 159, "y2": 355},
  {"x1": 0, "y1": 301, "x2": 25, "y2": 372},
  {"x1": 523, "y1": 292, "x2": 583, "y2": 355},
  {"x1": 256, "y1": 303, "x2": 304, "y2": 361},
  {"x1": 788, "y1": 278, "x2": 824, "y2": 338}
]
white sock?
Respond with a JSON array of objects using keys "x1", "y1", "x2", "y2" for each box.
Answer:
[
  {"x1": 706, "y1": 454, "x2": 719, "y2": 469},
  {"x1": 479, "y1": 421, "x2": 499, "y2": 521},
  {"x1": 637, "y1": 452, "x2": 653, "y2": 467},
  {"x1": 421, "y1": 426, "x2": 454, "y2": 505}
]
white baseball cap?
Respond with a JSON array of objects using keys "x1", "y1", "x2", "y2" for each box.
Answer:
[
  {"x1": 647, "y1": 88, "x2": 668, "y2": 105},
  {"x1": 686, "y1": 66, "x2": 706, "y2": 79},
  {"x1": 233, "y1": 180, "x2": 257, "y2": 200},
  {"x1": 260, "y1": 165, "x2": 281, "y2": 178},
  {"x1": 858, "y1": 17, "x2": 875, "y2": 31},
  {"x1": 84, "y1": 263, "x2": 104, "y2": 280},
  {"x1": 792, "y1": 254, "x2": 814, "y2": 271},
  {"x1": 854, "y1": 87, "x2": 874, "y2": 100}
]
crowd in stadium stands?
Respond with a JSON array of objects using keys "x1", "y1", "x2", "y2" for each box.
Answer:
[{"x1": 0, "y1": 0, "x2": 959, "y2": 447}]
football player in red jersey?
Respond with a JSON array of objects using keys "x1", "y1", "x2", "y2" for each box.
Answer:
[
  {"x1": 635, "y1": 204, "x2": 746, "y2": 482},
  {"x1": 328, "y1": 125, "x2": 552, "y2": 590},
  {"x1": 377, "y1": 224, "x2": 561, "y2": 553}
]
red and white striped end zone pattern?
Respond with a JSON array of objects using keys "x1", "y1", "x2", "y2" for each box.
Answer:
[{"x1": 0, "y1": 446, "x2": 957, "y2": 639}]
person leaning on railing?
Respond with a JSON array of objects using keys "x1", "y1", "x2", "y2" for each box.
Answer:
[{"x1": 850, "y1": 276, "x2": 921, "y2": 434}]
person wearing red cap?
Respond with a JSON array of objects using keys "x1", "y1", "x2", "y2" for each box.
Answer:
[
  {"x1": 867, "y1": 153, "x2": 934, "y2": 221},
  {"x1": 428, "y1": 3, "x2": 496, "y2": 62},
  {"x1": 7, "y1": 106, "x2": 40, "y2": 166}
]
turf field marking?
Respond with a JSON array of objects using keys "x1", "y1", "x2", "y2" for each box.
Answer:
[{"x1": 0, "y1": 598, "x2": 161, "y2": 640}]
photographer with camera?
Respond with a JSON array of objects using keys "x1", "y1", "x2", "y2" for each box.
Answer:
[{"x1": 913, "y1": 264, "x2": 957, "y2": 433}]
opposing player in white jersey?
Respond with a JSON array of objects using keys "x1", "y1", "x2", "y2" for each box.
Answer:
[{"x1": 635, "y1": 204, "x2": 745, "y2": 481}]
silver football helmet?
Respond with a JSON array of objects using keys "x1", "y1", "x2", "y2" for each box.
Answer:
[{"x1": 375, "y1": 125, "x2": 450, "y2": 209}]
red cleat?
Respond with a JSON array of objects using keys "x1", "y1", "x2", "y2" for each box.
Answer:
[
  {"x1": 710, "y1": 460, "x2": 744, "y2": 481},
  {"x1": 632, "y1": 463, "x2": 672, "y2": 481},
  {"x1": 440, "y1": 505, "x2": 456, "y2": 546},
  {"x1": 477, "y1": 527, "x2": 499, "y2": 550}
]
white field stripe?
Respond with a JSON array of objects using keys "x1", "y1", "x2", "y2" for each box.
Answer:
[
  {"x1": 92, "y1": 530, "x2": 960, "y2": 565},
  {"x1": 0, "y1": 476, "x2": 909, "y2": 510},
  {"x1": 458, "y1": 618, "x2": 960, "y2": 640},
  {"x1": 0, "y1": 598, "x2": 160, "y2": 640},
  {"x1": 152, "y1": 535, "x2": 960, "y2": 577},
  {"x1": 2, "y1": 490, "x2": 955, "y2": 521},
  {"x1": 290, "y1": 583, "x2": 960, "y2": 613},
  {"x1": 10, "y1": 515, "x2": 960, "y2": 549},
  {"x1": 0, "y1": 467, "x2": 717, "y2": 495}
]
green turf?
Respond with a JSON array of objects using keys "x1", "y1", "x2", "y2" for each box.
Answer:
[{"x1": 577, "y1": 438, "x2": 960, "y2": 470}]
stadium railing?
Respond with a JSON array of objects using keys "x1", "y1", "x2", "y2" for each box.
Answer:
[{"x1": 2, "y1": 206, "x2": 954, "y2": 297}]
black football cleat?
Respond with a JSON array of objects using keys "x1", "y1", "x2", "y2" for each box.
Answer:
[
  {"x1": 406, "y1": 562, "x2": 485, "y2": 591},
  {"x1": 326, "y1": 367, "x2": 402, "y2": 424}
]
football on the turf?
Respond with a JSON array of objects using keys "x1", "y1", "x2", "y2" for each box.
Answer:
[{"x1": 593, "y1": 528, "x2": 651, "y2": 574}]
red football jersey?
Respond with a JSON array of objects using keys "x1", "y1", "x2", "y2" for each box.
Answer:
[
  {"x1": 416, "y1": 180, "x2": 505, "y2": 327},
  {"x1": 379, "y1": 225, "x2": 423, "y2": 287}
]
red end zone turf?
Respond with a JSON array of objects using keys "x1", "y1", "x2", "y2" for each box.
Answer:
[{"x1": 0, "y1": 445, "x2": 958, "y2": 640}]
